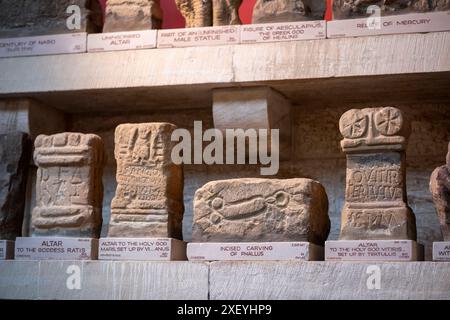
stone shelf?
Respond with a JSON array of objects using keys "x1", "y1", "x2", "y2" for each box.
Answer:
[
  {"x1": 0, "y1": 32, "x2": 449, "y2": 113},
  {"x1": 0, "y1": 260, "x2": 449, "y2": 300}
]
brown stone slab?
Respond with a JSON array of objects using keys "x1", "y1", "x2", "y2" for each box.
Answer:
[
  {"x1": 187, "y1": 242, "x2": 323, "y2": 261},
  {"x1": 241, "y1": 21, "x2": 325, "y2": 44},
  {"x1": 99, "y1": 238, "x2": 187, "y2": 261},
  {"x1": 157, "y1": 26, "x2": 240, "y2": 48},
  {"x1": 88, "y1": 30, "x2": 157, "y2": 53},
  {"x1": 0, "y1": 33, "x2": 87, "y2": 58},
  {"x1": 325, "y1": 240, "x2": 423, "y2": 261},
  {"x1": 14, "y1": 237, "x2": 98, "y2": 260},
  {"x1": 433, "y1": 242, "x2": 450, "y2": 261},
  {"x1": 0, "y1": 240, "x2": 14, "y2": 260},
  {"x1": 328, "y1": 11, "x2": 450, "y2": 38},
  {"x1": 193, "y1": 178, "x2": 330, "y2": 245}
]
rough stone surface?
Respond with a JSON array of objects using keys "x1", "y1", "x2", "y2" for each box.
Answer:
[
  {"x1": 332, "y1": 0, "x2": 432, "y2": 19},
  {"x1": 32, "y1": 133, "x2": 105, "y2": 238},
  {"x1": 108, "y1": 123, "x2": 184, "y2": 239},
  {"x1": 430, "y1": 142, "x2": 450, "y2": 241},
  {"x1": 193, "y1": 178, "x2": 330, "y2": 245},
  {"x1": 0, "y1": 0, "x2": 103, "y2": 38},
  {"x1": 0, "y1": 132, "x2": 31, "y2": 240},
  {"x1": 432, "y1": 0, "x2": 450, "y2": 10},
  {"x1": 0, "y1": 261, "x2": 209, "y2": 300},
  {"x1": 339, "y1": 107, "x2": 417, "y2": 240},
  {"x1": 103, "y1": 0, "x2": 163, "y2": 33},
  {"x1": 176, "y1": 0, "x2": 213, "y2": 27},
  {"x1": 212, "y1": 0, "x2": 242, "y2": 26},
  {"x1": 209, "y1": 261, "x2": 450, "y2": 300},
  {"x1": 252, "y1": 0, "x2": 327, "y2": 23}
]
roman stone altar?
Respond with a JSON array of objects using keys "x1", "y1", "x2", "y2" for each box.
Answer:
[
  {"x1": 32, "y1": 132, "x2": 105, "y2": 238},
  {"x1": 107, "y1": 123, "x2": 184, "y2": 239},
  {"x1": 103, "y1": 0, "x2": 163, "y2": 32},
  {"x1": 0, "y1": 0, "x2": 103, "y2": 38},
  {"x1": 193, "y1": 178, "x2": 330, "y2": 245},
  {"x1": 338, "y1": 107, "x2": 417, "y2": 240},
  {"x1": 430, "y1": 142, "x2": 450, "y2": 241},
  {"x1": 0, "y1": 132, "x2": 31, "y2": 240}
]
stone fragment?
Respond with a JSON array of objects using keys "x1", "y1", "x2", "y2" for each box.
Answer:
[
  {"x1": 0, "y1": 0, "x2": 103, "y2": 38},
  {"x1": 193, "y1": 178, "x2": 330, "y2": 245},
  {"x1": 338, "y1": 107, "x2": 417, "y2": 240},
  {"x1": 108, "y1": 123, "x2": 184, "y2": 239},
  {"x1": 175, "y1": 0, "x2": 213, "y2": 27},
  {"x1": 332, "y1": 0, "x2": 431, "y2": 19},
  {"x1": 0, "y1": 132, "x2": 31, "y2": 240},
  {"x1": 212, "y1": 0, "x2": 242, "y2": 26},
  {"x1": 103, "y1": 0, "x2": 163, "y2": 33},
  {"x1": 252, "y1": 0, "x2": 327, "y2": 24},
  {"x1": 32, "y1": 133, "x2": 105, "y2": 238},
  {"x1": 430, "y1": 142, "x2": 450, "y2": 241},
  {"x1": 431, "y1": 0, "x2": 450, "y2": 11}
]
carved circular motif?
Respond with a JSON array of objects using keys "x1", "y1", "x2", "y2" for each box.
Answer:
[
  {"x1": 211, "y1": 198, "x2": 224, "y2": 210},
  {"x1": 339, "y1": 109, "x2": 368, "y2": 139},
  {"x1": 374, "y1": 107, "x2": 403, "y2": 136}
]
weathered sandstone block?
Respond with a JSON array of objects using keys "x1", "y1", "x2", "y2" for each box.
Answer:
[
  {"x1": 332, "y1": 0, "x2": 432, "y2": 19},
  {"x1": 339, "y1": 107, "x2": 417, "y2": 240},
  {"x1": 430, "y1": 142, "x2": 450, "y2": 241},
  {"x1": 175, "y1": 0, "x2": 213, "y2": 27},
  {"x1": 0, "y1": 0, "x2": 102, "y2": 38},
  {"x1": 212, "y1": 0, "x2": 242, "y2": 26},
  {"x1": 103, "y1": 0, "x2": 163, "y2": 32},
  {"x1": 193, "y1": 178, "x2": 330, "y2": 245},
  {"x1": 32, "y1": 133, "x2": 105, "y2": 238},
  {"x1": 0, "y1": 132, "x2": 31, "y2": 240},
  {"x1": 252, "y1": 0, "x2": 327, "y2": 24},
  {"x1": 108, "y1": 123, "x2": 184, "y2": 239}
]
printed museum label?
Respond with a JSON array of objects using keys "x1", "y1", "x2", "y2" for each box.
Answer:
[
  {"x1": 241, "y1": 20, "x2": 326, "y2": 44},
  {"x1": 157, "y1": 26, "x2": 239, "y2": 48},
  {"x1": 433, "y1": 242, "x2": 450, "y2": 262},
  {"x1": 0, "y1": 33, "x2": 87, "y2": 58},
  {"x1": 15, "y1": 237, "x2": 98, "y2": 260},
  {"x1": 187, "y1": 242, "x2": 323, "y2": 261},
  {"x1": 327, "y1": 11, "x2": 450, "y2": 38},
  {"x1": 88, "y1": 30, "x2": 157, "y2": 52},
  {"x1": 99, "y1": 238, "x2": 187, "y2": 261},
  {"x1": 0, "y1": 240, "x2": 14, "y2": 260},
  {"x1": 325, "y1": 240, "x2": 422, "y2": 261}
]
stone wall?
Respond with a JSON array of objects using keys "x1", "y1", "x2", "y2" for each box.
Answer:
[{"x1": 20, "y1": 102, "x2": 449, "y2": 260}]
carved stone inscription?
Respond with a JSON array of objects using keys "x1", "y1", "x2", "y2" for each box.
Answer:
[
  {"x1": 339, "y1": 107, "x2": 417, "y2": 240},
  {"x1": 193, "y1": 178, "x2": 330, "y2": 245},
  {"x1": 430, "y1": 142, "x2": 450, "y2": 241},
  {"x1": 346, "y1": 153, "x2": 405, "y2": 203},
  {"x1": 0, "y1": 132, "x2": 31, "y2": 240},
  {"x1": 0, "y1": 0, "x2": 103, "y2": 38},
  {"x1": 32, "y1": 133, "x2": 105, "y2": 238},
  {"x1": 108, "y1": 123, "x2": 184, "y2": 239}
]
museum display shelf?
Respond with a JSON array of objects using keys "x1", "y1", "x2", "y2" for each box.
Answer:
[
  {"x1": 0, "y1": 32, "x2": 449, "y2": 112},
  {"x1": 0, "y1": 260, "x2": 449, "y2": 300}
]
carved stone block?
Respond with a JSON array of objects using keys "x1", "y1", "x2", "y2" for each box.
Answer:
[
  {"x1": 430, "y1": 142, "x2": 450, "y2": 241},
  {"x1": 175, "y1": 0, "x2": 213, "y2": 27},
  {"x1": 0, "y1": 132, "x2": 31, "y2": 240},
  {"x1": 0, "y1": 0, "x2": 103, "y2": 38},
  {"x1": 103, "y1": 0, "x2": 163, "y2": 33},
  {"x1": 252, "y1": 0, "x2": 327, "y2": 24},
  {"x1": 338, "y1": 107, "x2": 417, "y2": 240},
  {"x1": 432, "y1": 0, "x2": 450, "y2": 11},
  {"x1": 32, "y1": 133, "x2": 105, "y2": 238},
  {"x1": 193, "y1": 178, "x2": 330, "y2": 245},
  {"x1": 332, "y1": 0, "x2": 432, "y2": 19},
  {"x1": 108, "y1": 123, "x2": 184, "y2": 239}
]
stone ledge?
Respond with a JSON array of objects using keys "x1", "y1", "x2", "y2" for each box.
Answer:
[
  {"x1": 0, "y1": 32, "x2": 449, "y2": 112},
  {"x1": 0, "y1": 261, "x2": 209, "y2": 300},
  {"x1": 209, "y1": 261, "x2": 450, "y2": 300}
]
